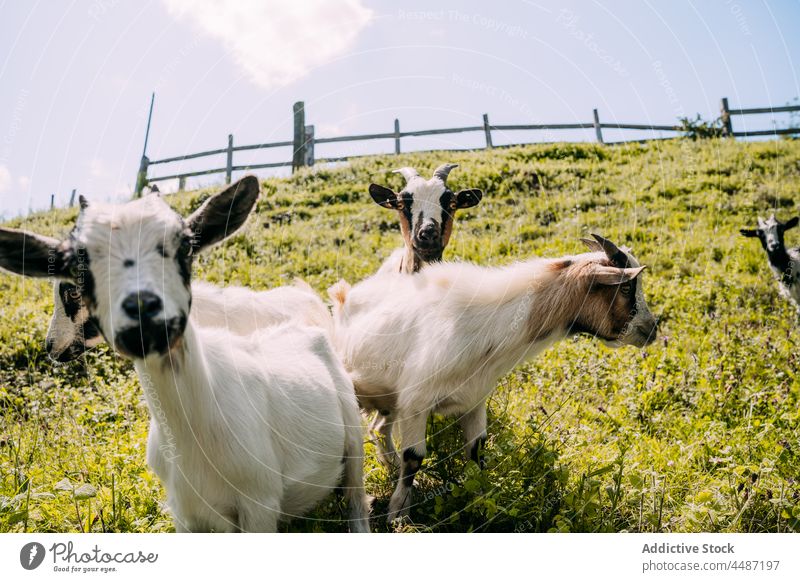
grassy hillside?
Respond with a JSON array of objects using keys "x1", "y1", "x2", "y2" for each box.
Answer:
[{"x1": 1, "y1": 138, "x2": 799, "y2": 532}]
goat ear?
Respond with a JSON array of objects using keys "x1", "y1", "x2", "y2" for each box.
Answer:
[
  {"x1": 0, "y1": 227, "x2": 68, "y2": 278},
  {"x1": 740, "y1": 228, "x2": 759, "y2": 238},
  {"x1": 785, "y1": 216, "x2": 799, "y2": 230},
  {"x1": 455, "y1": 188, "x2": 483, "y2": 209},
  {"x1": 591, "y1": 265, "x2": 646, "y2": 286},
  {"x1": 368, "y1": 184, "x2": 399, "y2": 209},
  {"x1": 186, "y1": 175, "x2": 260, "y2": 251}
]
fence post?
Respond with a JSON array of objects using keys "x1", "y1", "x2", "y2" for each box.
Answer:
[
  {"x1": 292, "y1": 101, "x2": 306, "y2": 173},
  {"x1": 720, "y1": 97, "x2": 733, "y2": 138},
  {"x1": 225, "y1": 134, "x2": 234, "y2": 184},
  {"x1": 50, "y1": 194, "x2": 55, "y2": 209},
  {"x1": 134, "y1": 155, "x2": 149, "y2": 197},
  {"x1": 69, "y1": 189, "x2": 76, "y2": 207},
  {"x1": 593, "y1": 109, "x2": 604, "y2": 144},
  {"x1": 394, "y1": 119, "x2": 401, "y2": 154},
  {"x1": 483, "y1": 113, "x2": 493, "y2": 149},
  {"x1": 304, "y1": 125, "x2": 315, "y2": 167},
  {"x1": 178, "y1": 176, "x2": 186, "y2": 192}
]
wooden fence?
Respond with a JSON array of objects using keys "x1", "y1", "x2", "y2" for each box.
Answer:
[{"x1": 137, "y1": 98, "x2": 800, "y2": 195}]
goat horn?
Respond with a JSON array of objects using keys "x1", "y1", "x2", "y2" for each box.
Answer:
[
  {"x1": 433, "y1": 163, "x2": 459, "y2": 183},
  {"x1": 392, "y1": 167, "x2": 420, "y2": 183},
  {"x1": 591, "y1": 233, "x2": 629, "y2": 266},
  {"x1": 580, "y1": 237, "x2": 603, "y2": 252}
]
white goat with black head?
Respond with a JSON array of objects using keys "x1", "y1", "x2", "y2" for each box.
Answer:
[
  {"x1": 0, "y1": 176, "x2": 370, "y2": 532},
  {"x1": 740, "y1": 214, "x2": 800, "y2": 313},
  {"x1": 329, "y1": 235, "x2": 658, "y2": 521},
  {"x1": 369, "y1": 164, "x2": 483, "y2": 274}
]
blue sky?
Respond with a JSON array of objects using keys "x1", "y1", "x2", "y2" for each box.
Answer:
[{"x1": 0, "y1": 0, "x2": 798, "y2": 218}]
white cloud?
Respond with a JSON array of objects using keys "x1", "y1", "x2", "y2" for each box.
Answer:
[
  {"x1": 162, "y1": 0, "x2": 372, "y2": 89},
  {"x1": 0, "y1": 165, "x2": 11, "y2": 194},
  {"x1": 17, "y1": 175, "x2": 30, "y2": 190}
]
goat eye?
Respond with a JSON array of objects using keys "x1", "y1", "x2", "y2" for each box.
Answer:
[
  {"x1": 179, "y1": 238, "x2": 193, "y2": 256},
  {"x1": 620, "y1": 283, "x2": 632, "y2": 296}
]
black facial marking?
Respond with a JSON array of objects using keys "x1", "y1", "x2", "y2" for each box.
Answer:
[
  {"x1": 439, "y1": 190, "x2": 455, "y2": 238},
  {"x1": 82, "y1": 316, "x2": 101, "y2": 343},
  {"x1": 401, "y1": 448, "x2": 424, "y2": 488},
  {"x1": 626, "y1": 278, "x2": 638, "y2": 316},
  {"x1": 114, "y1": 313, "x2": 187, "y2": 359},
  {"x1": 176, "y1": 234, "x2": 193, "y2": 288},
  {"x1": 123, "y1": 259, "x2": 134, "y2": 268},
  {"x1": 68, "y1": 245, "x2": 96, "y2": 308},
  {"x1": 605, "y1": 254, "x2": 638, "y2": 316},
  {"x1": 156, "y1": 243, "x2": 167, "y2": 257},
  {"x1": 400, "y1": 192, "x2": 413, "y2": 230},
  {"x1": 59, "y1": 282, "x2": 82, "y2": 320}
]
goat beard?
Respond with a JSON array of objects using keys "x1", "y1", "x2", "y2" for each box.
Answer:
[{"x1": 113, "y1": 314, "x2": 187, "y2": 359}]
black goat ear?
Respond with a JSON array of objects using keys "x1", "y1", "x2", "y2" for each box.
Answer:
[
  {"x1": 740, "y1": 228, "x2": 759, "y2": 238},
  {"x1": 785, "y1": 217, "x2": 799, "y2": 230},
  {"x1": 0, "y1": 228, "x2": 69, "y2": 278},
  {"x1": 369, "y1": 184, "x2": 399, "y2": 209},
  {"x1": 455, "y1": 189, "x2": 483, "y2": 209},
  {"x1": 186, "y1": 175, "x2": 260, "y2": 251}
]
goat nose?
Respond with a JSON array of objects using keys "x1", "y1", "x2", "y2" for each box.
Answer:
[
  {"x1": 122, "y1": 291, "x2": 163, "y2": 321},
  {"x1": 418, "y1": 226, "x2": 438, "y2": 241}
]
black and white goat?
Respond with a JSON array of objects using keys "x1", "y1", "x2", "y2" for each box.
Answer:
[
  {"x1": 329, "y1": 235, "x2": 658, "y2": 521},
  {"x1": 369, "y1": 164, "x2": 483, "y2": 274},
  {"x1": 0, "y1": 177, "x2": 370, "y2": 532},
  {"x1": 741, "y1": 214, "x2": 800, "y2": 313}
]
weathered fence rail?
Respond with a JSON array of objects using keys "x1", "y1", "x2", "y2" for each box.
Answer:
[{"x1": 138, "y1": 98, "x2": 800, "y2": 195}]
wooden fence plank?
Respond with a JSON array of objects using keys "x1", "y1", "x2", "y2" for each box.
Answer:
[
  {"x1": 483, "y1": 113, "x2": 493, "y2": 148},
  {"x1": 292, "y1": 101, "x2": 305, "y2": 172},
  {"x1": 225, "y1": 134, "x2": 233, "y2": 184},
  {"x1": 150, "y1": 148, "x2": 229, "y2": 165},
  {"x1": 732, "y1": 127, "x2": 800, "y2": 137},
  {"x1": 721, "y1": 97, "x2": 733, "y2": 137},
  {"x1": 593, "y1": 109, "x2": 604, "y2": 144},
  {"x1": 729, "y1": 104, "x2": 800, "y2": 115}
]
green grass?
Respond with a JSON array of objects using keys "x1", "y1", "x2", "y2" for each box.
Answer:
[{"x1": 1, "y1": 138, "x2": 799, "y2": 532}]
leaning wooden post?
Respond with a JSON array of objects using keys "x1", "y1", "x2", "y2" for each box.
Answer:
[
  {"x1": 178, "y1": 176, "x2": 186, "y2": 192},
  {"x1": 134, "y1": 155, "x2": 149, "y2": 197},
  {"x1": 50, "y1": 194, "x2": 55, "y2": 209},
  {"x1": 69, "y1": 189, "x2": 76, "y2": 207},
  {"x1": 304, "y1": 125, "x2": 315, "y2": 167},
  {"x1": 394, "y1": 118, "x2": 401, "y2": 154},
  {"x1": 225, "y1": 134, "x2": 234, "y2": 184},
  {"x1": 720, "y1": 97, "x2": 733, "y2": 138},
  {"x1": 292, "y1": 101, "x2": 306, "y2": 173},
  {"x1": 483, "y1": 113, "x2": 493, "y2": 149},
  {"x1": 593, "y1": 109, "x2": 604, "y2": 144}
]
